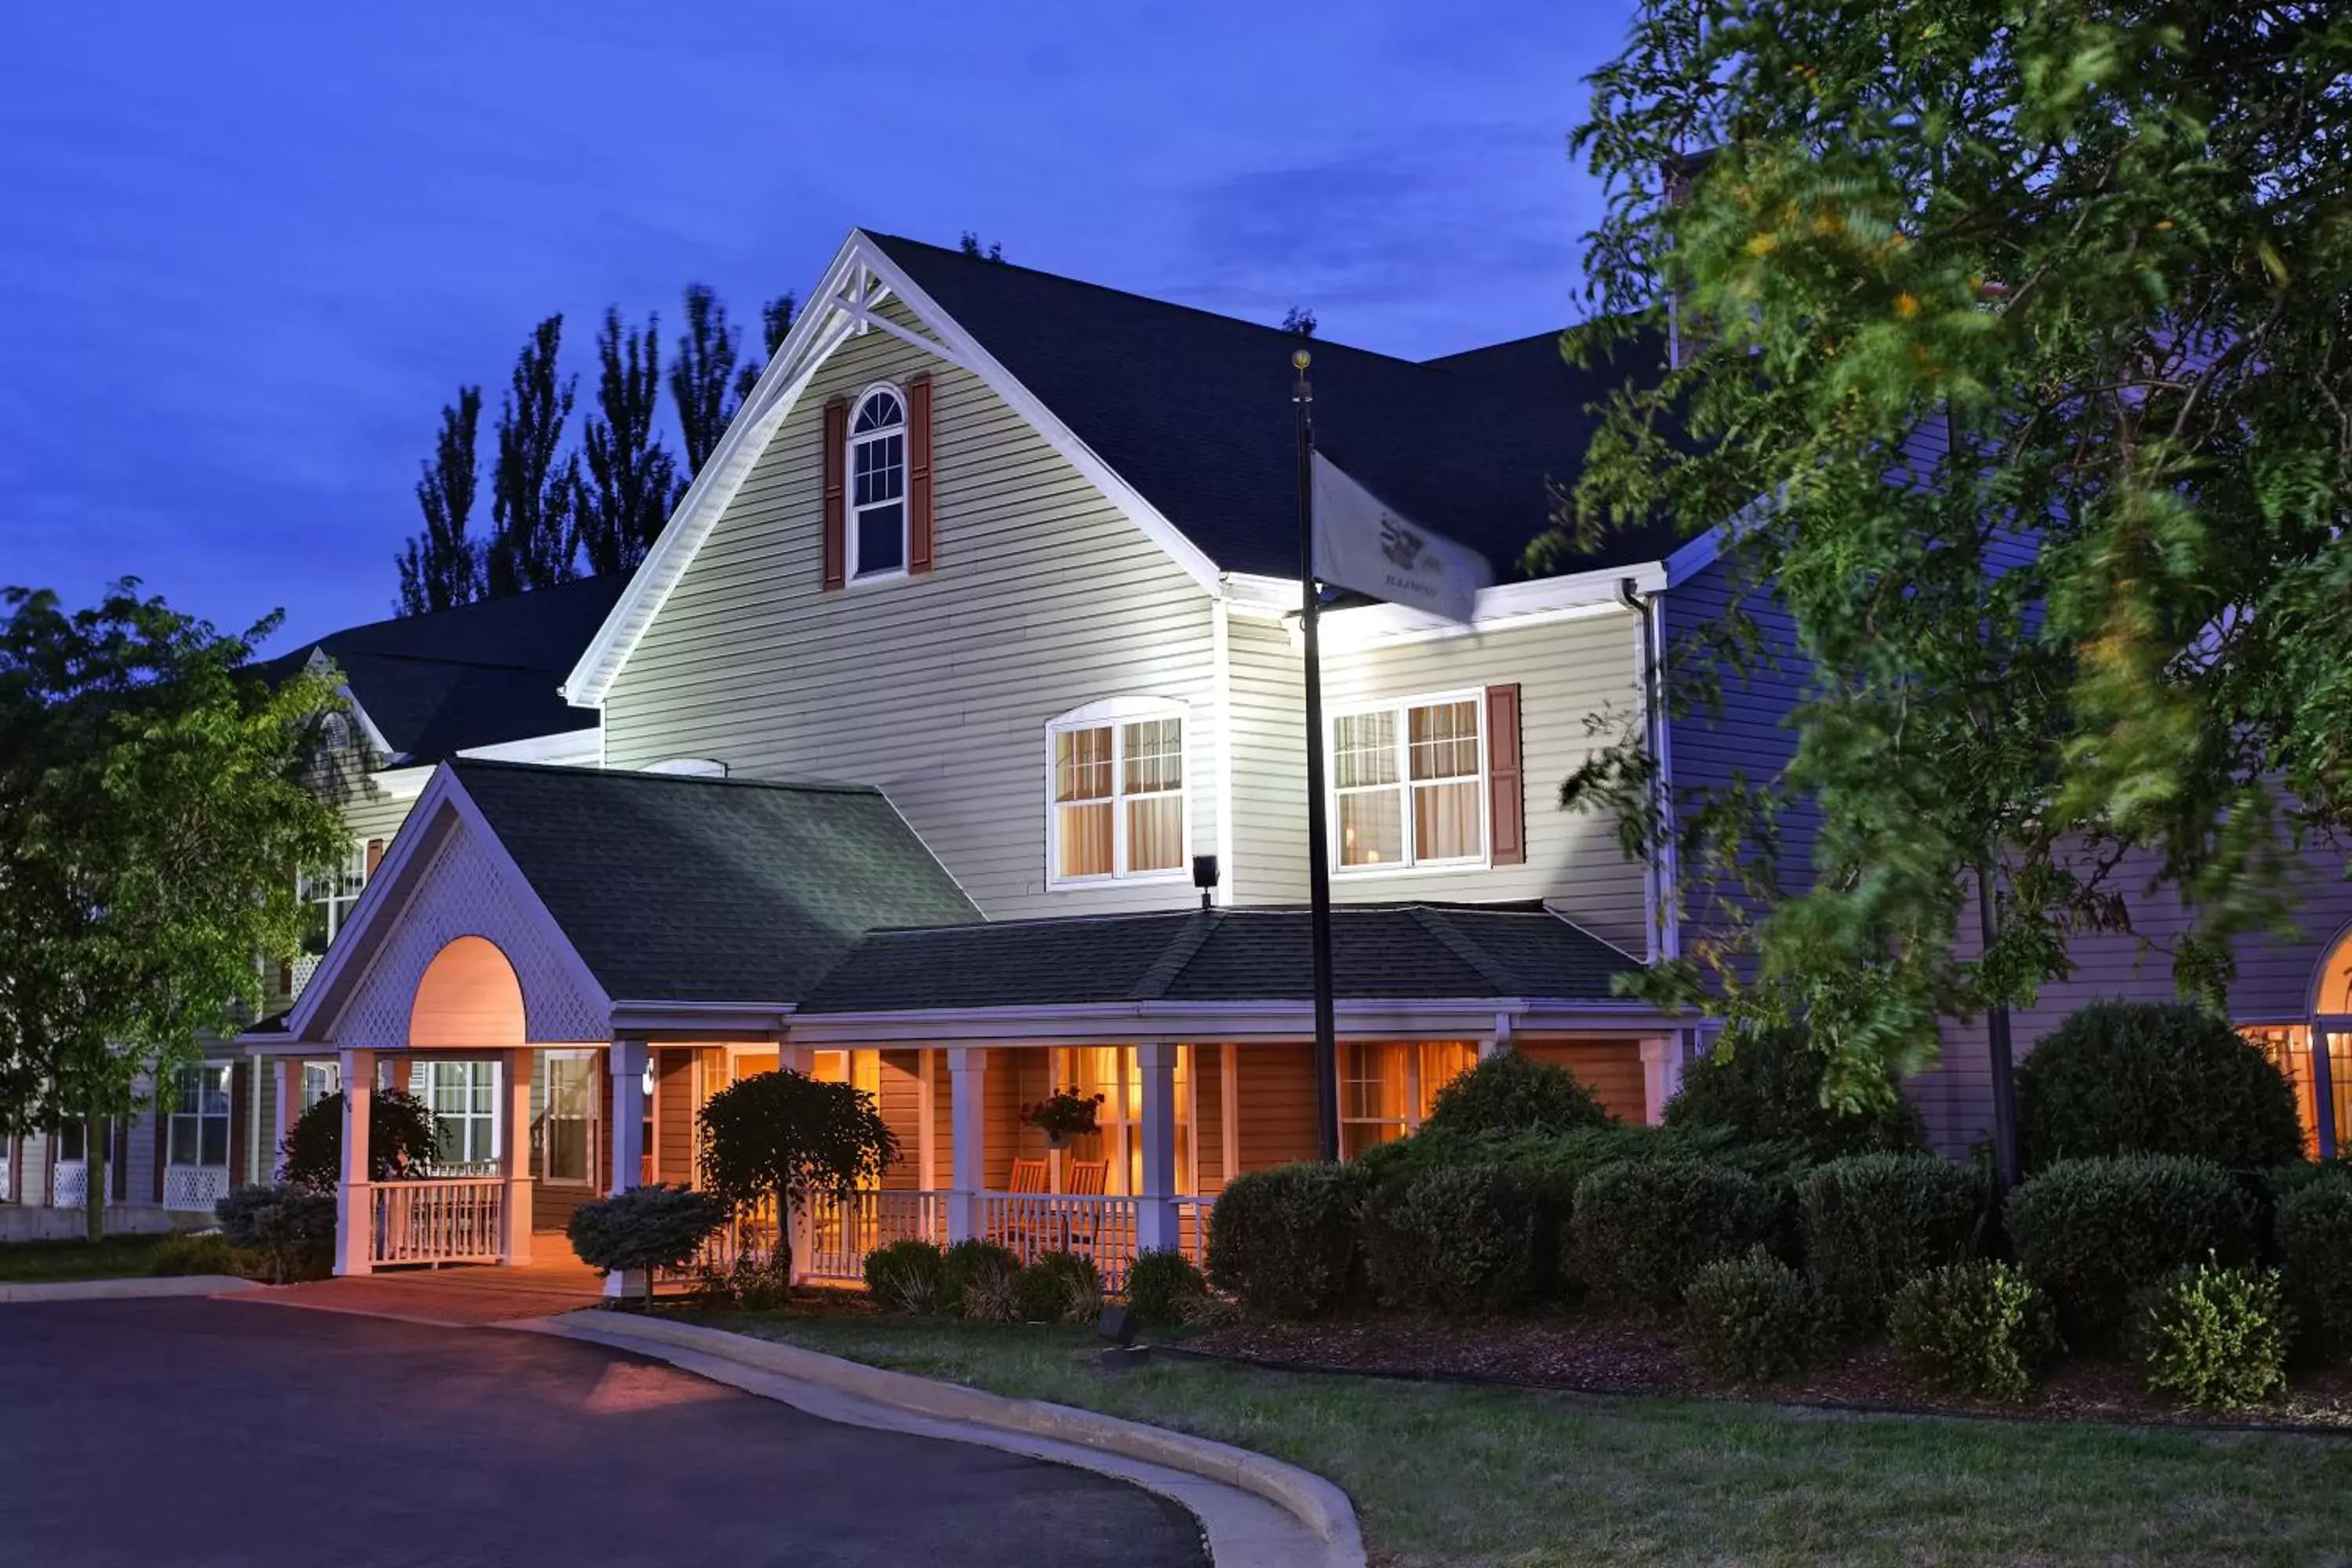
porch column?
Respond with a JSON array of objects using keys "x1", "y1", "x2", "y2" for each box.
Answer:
[
  {"x1": 272, "y1": 1058, "x2": 301, "y2": 1178},
  {"x1": 1134, "y1": 1042, "x2": 1178, "y2": 1253},
  {"x1": 948, "y1": 1047, "x2": 986, "y2": 1243},
  {"x1": 604, "y1": 1037, "x2": 648, "y2": 1299},
  {"x1": 333, "y1": 1047, "x2": 376, "y2": 1277},
  {"x1": 1641, "y1": 1035, "x2": 1683, "y2": 1126},
  {"x1": 502, "y1": 1048, "x2": 535, "y2": 1266}
]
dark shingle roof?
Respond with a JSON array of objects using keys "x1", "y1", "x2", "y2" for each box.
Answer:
[
  {"x1": 270, "y1": 575, "x2": 629, "y2": 762},
  {"x1": 452, "y1": 760, "x2": 980, "y2": 1004},
  {"x1": 799, "y1": 902, "x2": 1640, "y2": 1014},
  {"x1": 868, "y1": 232, "x2": 1679, "y2": 582}
]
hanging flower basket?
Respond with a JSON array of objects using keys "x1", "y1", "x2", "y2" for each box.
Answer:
[{"x1": 1022, "y1": 1087, "x2": 1105, "y2": 1148}]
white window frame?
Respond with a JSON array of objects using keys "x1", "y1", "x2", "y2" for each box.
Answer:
[
  {"x1": 1043, "y1": 697, "x2": 1192, "y2": 888},
  {"x1": 538, "y1": 1050, "x2": 600, "y2": 1189},
  {"x1": 167, "y1": 1063, "x2": 234, "y2": 1171},
  {"x1": 298, "y1": 842, "x2": 369, "y2": 953},
  {"x1": 1327, "y1": 688, "x2": 1490, "y2": 875},
  {"x1": 423, "y1": 1060, "x2": 501, "y2": 1168},
  {"x1": 844, "y1": 382, "x2": 910, "y2": 586}
]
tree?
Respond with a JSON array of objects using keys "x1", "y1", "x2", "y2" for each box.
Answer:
[
  {"x1": 1551, "y1": 1, "x2": 2352, "y2": 1110},
  {"x1": 576, "y1": 308, "x2": 683, "y2": 574},
  {"x1": 670, "y1": 285, "x2": 742, "y2": 478},
  {"x1": 395, "y1": 386, "x2": 485, "y2": 615},
  {"x1": 1281, "y1": 305, "x2": 1318, "y2": 338},
  {"x1": 276, "y1": 1087, "x2": 441, "y2": 1192},
  {"x1": 0, "y1": 584, "x2": 349, "y2": 1239},
  {"x1": 732, "y1": 295, "x2": 797, "y2": 409},
  {"x1": 485, "y1": 315, "x2": 580, "y2": 595},
  {"x1": 959, "y1": 231, "x2": 1005, "y2": 262},
  {"x1": 567, "y1": 1183, "x2": 728, "y2": 1309},
  {"x1": 695, "y1": 1069, "x2": 895, "y2": 1281}
]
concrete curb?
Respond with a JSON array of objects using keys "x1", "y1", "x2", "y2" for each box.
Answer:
[
  {"x1": 532, "y1": 1309, "x2": 1365, "y2": 1568},
  {"x1": 0, "y1": 1274, "x2": 249, "y2": 1305}
]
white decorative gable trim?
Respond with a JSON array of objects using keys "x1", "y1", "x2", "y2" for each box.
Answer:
[{"x1": 562, "y1": 229, "x2": 1225, "y2": 710}]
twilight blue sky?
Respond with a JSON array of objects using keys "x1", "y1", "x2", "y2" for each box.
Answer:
[{"x1": 0, "y1": 2, "x2": 1631, "y2": 649}]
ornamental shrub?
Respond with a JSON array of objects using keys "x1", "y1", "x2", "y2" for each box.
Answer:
[
  {"x1": 1123, "y1": 1248, "x2": 1207, "y2": 1329},
  {"x1": 862, "y1": 1240, "x2": 946, "y2": 1314},
  {"x1": 1570, "y1": 1160, "x2": 1780, "y2": 1316},
  {"x1": 2274, "y1": 1174, "x2": 2352, "y2": 1357},
  {"x1": 214, "y1": 1184, "x2": 339, "y2": 1283},
  {"x1": 1012, "y1": 1250, "x2": 1102, "y2": 1325},
  {"x1": 938, "y1": 1238, "x2": 1020, "y2": 1318},
  {"x1": 1798, "y1": 1154, "x2": 1986, "y2": 1331},
  {"x1": 2136, "y1": 1261, "x2": 2293, "y2": 1410},
  {"x1": 2005, "y1": 1156, "x2": 2261, "y2": 1339},
  {"x1": 1887, "y1": 1261, "x2": 2060, "y2": 1403},
  {"x1": 1205, "y1": 1162, "x2": 1372, "y2": 1319},
  {"x1": 1683, "y1": 1247, "x2": 1819, "y2": 1384},
  {"x1": 1421, "y1": 1051, "x2": 1610, "y2": 1138},
  {"x1": 1362, "y1": 1163, "x2": 1550, "y2": 1313},
  {"x1": 567, "y1": 1184, "x2": 728, "y2": 1309},
  {"x1": 2014, "y1": 1001, "x2": 2303, "y2": 1173},
  {"x1": 150, "y1": 1232, "x2": 238, "y2": 1278},
  {"x1": 277, "y1": 1090, "x2": 441, "y2": 1192},
  {"x1": 1663, "y1": 1026, "x2": 1925, "y2": 1160}
]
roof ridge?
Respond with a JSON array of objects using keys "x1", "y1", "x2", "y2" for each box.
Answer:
[
  {"x1": 1126, "y1": 909, "x2": 1223, "y2": 1001},
  {"x1": 279, "y1": 572, "x2": 629, "y2": 655},
  {"x1": 861, "y1": 907, "x2": 1201, "y2": 939},
  {"x1": 1408, "y1": 906, "x2": 1522, "y2": 994}
]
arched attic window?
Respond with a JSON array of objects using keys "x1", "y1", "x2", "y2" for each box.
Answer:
[{"x1": 848, "y1": 386, "x2": 907, "y2": 580}]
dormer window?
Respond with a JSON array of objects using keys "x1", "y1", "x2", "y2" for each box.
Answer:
[{"x1": 848, "y1": 386, "x2": 907, "y2": 580}]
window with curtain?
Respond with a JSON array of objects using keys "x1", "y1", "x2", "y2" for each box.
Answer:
[
  {"x1": 1331, "y1": 695, "x2": 1485, "y2": 870},
  {"x1": 427, "y1": 1061, "x2": 499, "y2": 1167},
  {"x1": 168, "y1": 1064, "x2": 233, "y2": 1169},
  {"x1": 1059, "y1": 1046, "x2": 1193, "y2": 1195},
  {"x1": 848, "y1": 387, "x2": 907, "y2": 579},
  {"x1": 1338, "y1": 1041, "x2": 1478, "y2": 1160},
  {"x1": 1050, "y1": 713, "x2": 1185, "y2": 883},
  {"x1": 539, "y1": 1054, "x2": 597, "y2": 1185}
]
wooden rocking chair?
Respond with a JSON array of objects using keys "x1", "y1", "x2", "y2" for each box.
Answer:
[{"x1": 1062, "y1": 1160, "x2": 1110, "y2": 1257}]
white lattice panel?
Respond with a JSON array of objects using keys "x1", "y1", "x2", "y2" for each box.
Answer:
[
  {"x1": 325, "y1": 818, "x2": 608, "y2": 1047},
  {"x1": 0, "y1": 1156, "x2": 11, "y2": 1202},
  {"x1": 163, "y1": 1164, "x2": 230, "y2": 1214},
  {"x1": 51, "y1": 1162, "x2": 85, "y2": 1209}
]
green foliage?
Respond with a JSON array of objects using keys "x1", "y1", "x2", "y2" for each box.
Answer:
[
  {"x1": 2014, "y1": 1003, "x2": 2303, "y2": 1172},
  {"x1": 1798, "y1": 1154, "x2": 1984, "y2": 1331},
  {"x1": 938, "y1": 1238, "x2": 1020, "y2": 1319},
  {"x1": 2136, "y1": 1261, "x2": 2293, "y2": 1410},
  {"x1": 1359, "y1": 1120, "x2": 1807, "y2": 1216},
  {"x1": 1204, "y1": 1162, "x2": 1372, "y2": 1319},
  {"x1": 1011, "y1": 1250, "x2": 1102, "y2": 1325},
  {"x1": 1683, "y1": 1247, "x2": 1818, "y2": 1385},
  {"x1": 863, "y1": 1240, "x2": 947, "y2": 1315},
  {"x1": 697, "y1": 1069, "x2": 896, "y2": 1279},
  {"x1": 214, "y1": 1184, "x2": 337, "y2": 1283},
  {"x1": 278, "y1": 1090, "x2": 441, "y2": 1193},
  {"x1": 1570, "y1": 1160, "x2": 1780, "y2": 1316},
  {"x1": 485, "y1": 315, "x2": 581, "y2": 597},
  {"x1": 567, "y1": 1184, "x2": 727, "y2": 1307},
  {"x1": 150, "y1": 1232, "x2": 238, "y2": 1277},
  {"x1": 576, "y1": 308, "x2": 684, "y2": 576},
  {"x1": 1362, "y1": 1163, "x2": 1551, "y2": 1314},
  {"x1": 1663, "y1": 1028, "x2": 1925, "y2": 1160},
  {"x1": 2006, "y1": 1156, "x2": 2260, "y2": 1339},
  {"x1": 1421, "y1": 1051, "x2": 1611, "y2": 1138},
  {"x1": 397, "y1": 387, "x2": 486, "y2": 615},
  {"x1": 1123, "y1": 1249, "x2": 1207, "y2": 1329},
  {"x1": 2274, "y1": 1173, "x2": 2352, "y2": 1358},
  {"x1": 1887, "y1": 1261, "x2": 2060, "y2": 1404},
  {"x1": 1552, "y1": 0, "x2": 2352, "y2": 1101}
]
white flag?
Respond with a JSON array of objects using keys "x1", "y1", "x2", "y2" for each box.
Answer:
[{"x1": 1311, "y1": 452, "x2": 1490, "y2": 623}]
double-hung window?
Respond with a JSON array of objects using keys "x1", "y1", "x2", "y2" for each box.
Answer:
[
  {"x1": 426, "y1": 1062, "x2": 499, "y2": 1169},
  {"x1": 847, "y1": 387, "x2": 907, "y2": 579},
  {"x1": 297, "y1": 843, "x2": 368, "y2": 955},
  {"x1": 1048, "y1": 704, "x2": 1186, "y2": 884},
  {"x1": 537, "y1": 1052, "x2": 597, "y2": 1186},
  {"x1": 168, "y1": 1065, "x2": 233, "y2": 1170},
  {"x1": 1331, "y1": 693, "x2": 1486, "y2": 870}
]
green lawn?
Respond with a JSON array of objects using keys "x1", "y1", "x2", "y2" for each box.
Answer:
[
  {"x1": 0, "y1": 1232, "x2": 173, "y2": 1283},
  {"x1": 704, "y1": 1309, "x2": 2352, "y2": 1567}
]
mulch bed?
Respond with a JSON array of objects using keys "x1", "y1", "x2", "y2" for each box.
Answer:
[{"x1": 1181, "y1": 1312, "x2": 2352, "y2": 1433}]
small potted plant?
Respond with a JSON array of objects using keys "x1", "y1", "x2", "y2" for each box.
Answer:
[{"x1": 1022, "y1": 1087, "x2": 1105, "y2": 1149}]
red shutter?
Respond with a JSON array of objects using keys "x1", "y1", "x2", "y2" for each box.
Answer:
[
  {"x1": 1486, "y1": 684, "x2": 1525, "y2": 866},
  {"x1": 821, "y1": 395, "x2": 848, "y2": 590},
  {"x1": 365, "y1": 838, "x2": 385, "y2": 877},
  {"x1": 907, "y1": 373, "x2": 935, "y2": 574}
]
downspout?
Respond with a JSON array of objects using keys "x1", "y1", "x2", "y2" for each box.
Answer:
[{"x1": 1618, "y1": 578, "x2": 1664, "y2": 967}]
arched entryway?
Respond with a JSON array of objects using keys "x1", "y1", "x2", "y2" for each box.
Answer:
[{"x1": 2245, "y1": 926, "x2": 2352, "y2": 1157}]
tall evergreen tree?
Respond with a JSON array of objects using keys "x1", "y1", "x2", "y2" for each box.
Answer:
[
  {"x1": 485, "y1": 315, "x2": 579, "y2": 596},
  {"x1": 577, "y1": 308, "x2": 682, "y2": 574},
  {"x1": 670, "y1": 285, "x2": 742, "y2": 478},
  {"x1": 394, "y1": 387, "x2": 485, "y2": 615},
  {"x1": 732, "y1": 295, "x2": 797, "y2": 408}
]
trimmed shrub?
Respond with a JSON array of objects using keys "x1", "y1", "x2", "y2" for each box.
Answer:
[
  {"x1": 278, "y1": 1089, "x2": 440, "y2": 1192},
  {"x1": 1570, "y1": 1160, "x2": 1780, "y2": 1316},
  {"x1": 1012, "y1": 1250, "x2": 1101, "y2": 1325},
  {"x1": 1798, "y1": 1154, "x2": 1985, "y2": 1331},
  {"x1": 1422, "y1": 1051, "x2": 1610, "y2": 1138},
  {"x1": 568, "y1": 1184, "x2": 728, "y2": 1308},
  {"x1": 938, "y1": 1238, "x2": 1020, "y2": 1318},
  {"x1": 2006, "y1": 1156, "x2": 2261, "y2": 1339},
  {"x1": 2014, "y1": 1001, "x2": 2303, "y2": 1173},
  {"x1": 1888, "y1": 1261, "x2": 2060, "y2": 1403},
  {"x1": 151, "y1": 1232, "x2": 238, "y2": 1277},
  {"x1": 214, "y1": 1184, "x2": 338, "y2": 1284},
  {"x1": 2276, "y1": 1173, "x2": 2352, "y2": 1357},
  {"x1": 1205, "y1": 1162, "x2": 1372, "y2": 1319},
  {"x1": 1362, "y1": 1163, "x2": 1549, "y2": 1314},
  {"x1": 862, "y1": 1240, "x2": 946, "y2": 1314},
  {"x1": 2136, "y1": 1261, "x2": 2293, "y2": 1410},
  {"x1": 1123, "y1": 1248, "x2": 1207, "y2": 1329},
  {"x1": 1664, "y1": 1026, "x2": 1925, "y2": 1160},
  {"x1": 1360, "y1": 1122, "x2": 1809, "y2": 1222},
  {"x1": 1684, "y1": 1247, "x2": 1818, "y2": 1384}
]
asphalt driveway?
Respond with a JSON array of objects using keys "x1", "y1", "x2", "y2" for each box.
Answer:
[{"x1": 0, "y1": 1298, "x2": 1206, "y2": 1568}]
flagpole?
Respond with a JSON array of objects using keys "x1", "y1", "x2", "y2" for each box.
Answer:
[{"x1": 1294, "y1": 349, "x2": 1341, "y2": 1165}]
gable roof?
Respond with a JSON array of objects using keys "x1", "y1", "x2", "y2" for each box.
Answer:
[
  {"x1": 448, "y1": 759, "x2": 980, "y2": 1004},
  {"x1": 798, "y1": 901, "x2": 1641, "y2": 1014},
  {"x1": 271, "y1": 575, "x2": 626, "y2": 763}
]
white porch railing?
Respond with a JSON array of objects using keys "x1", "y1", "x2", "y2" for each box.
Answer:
[
  {"x1": 162, "y1": 1164, "x2": 231, "y2": 1214},
  {"x1": 1171, "y1": 1196, "x2": 1214, "y2": 1273},
  {"x1": 979, "y1": 1193, "x2": 1142, "y2": 1290},
  {"x1": 371, "y1": 1178, "x2": 504, "y2": 1265},
  {"x1": 662, "y1": 1200, "x2": 780, "y2": 1290},
  {"x1": 801, "y1": 1189, "x2": 949, "y2": 1283}
]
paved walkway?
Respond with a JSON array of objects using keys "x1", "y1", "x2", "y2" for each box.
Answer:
[
  {"x1": 221, "y1": 1256, "x2": 608, "y2": 1324},
  {"x1": 0, "y1": 1298, "x2": 1206, "y2": 1568}
]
